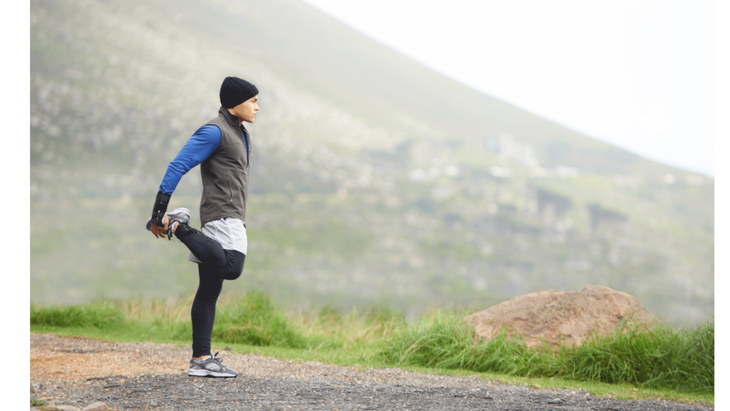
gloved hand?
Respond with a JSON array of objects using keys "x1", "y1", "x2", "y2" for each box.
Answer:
[{"x1": 150, "y1": 191, "x2": 171, "y2": 228}]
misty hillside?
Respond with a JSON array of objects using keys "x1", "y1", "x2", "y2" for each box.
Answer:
[{"x1": 30, "y1": 0, "x2": 713, "y2": 327}]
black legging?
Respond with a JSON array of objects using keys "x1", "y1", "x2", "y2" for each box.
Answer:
[{"x1": 174, "y1": 223, "x2": 245, "y2": 358}]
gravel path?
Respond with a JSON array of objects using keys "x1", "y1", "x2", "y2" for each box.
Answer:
[{"x1": 31, "y1": 333, "x2": 712, "y2": 411}]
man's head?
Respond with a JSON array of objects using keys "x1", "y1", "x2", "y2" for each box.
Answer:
[{"x1": 220, "y1": 76, "x2": 259, "y2": 123}]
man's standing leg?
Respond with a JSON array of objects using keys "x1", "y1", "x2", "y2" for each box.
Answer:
[
  {"x1": 191, "y1": 263, "x2": 224, "y2": 360},
  {"x1": 186, "y1": 263, "x2": 237, "y2": 377},
  {"x1": 189, "y1": 250, "x2": 245, "y2": 359},
  {"x1": 185, "y1": 246, "x2": 245, "y2": 378}
]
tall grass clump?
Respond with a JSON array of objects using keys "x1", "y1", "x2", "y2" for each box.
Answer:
[
  {"x1": 297, "y1": 304, "x2": 405, "y2": 347},
  {"x1": 212, "y1": 291, "x2": 305, "y2": 348},
  {"x1": 30, "y1": 300, "x2": 123, "y2": 329},
  {"x1": 115, "y1": 296, "x2": 195, "y2": 341},
  {"x1": 567, "y1": 320, "x2": 713, "y2": 394},
  {"x1": 381, "y1": 310, "x2": 560, "y2": 376},
  {"x1": 382, "y1": 311, "x2": 713, "y2": 394}
]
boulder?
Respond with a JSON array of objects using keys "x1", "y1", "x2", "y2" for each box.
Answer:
[{"x1": 464, "y1": 285, "x2": 660, "y2": 348}]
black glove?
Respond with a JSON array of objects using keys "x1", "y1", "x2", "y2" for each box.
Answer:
[{"x1": 150, "y1": 191, "x2": 171, "y2": 228}]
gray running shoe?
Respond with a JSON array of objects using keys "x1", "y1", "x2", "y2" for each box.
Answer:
[
  {"x1": 187, "y1": 352, "x2": 238, "y2": 378},
  {"x1": 146, "y1": 207, "x2": 191, "y2": 240}
]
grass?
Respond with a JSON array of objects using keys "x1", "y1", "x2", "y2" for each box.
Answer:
[
  {"x1": 381, "y1": 310, "x2": 713, "y2": 395},
  {"x1": 30, "y1": 300, "x2": 124, "y2": 328},
  {"x1": 30, "y1": 291, "x2": 713, "y2": 405}
]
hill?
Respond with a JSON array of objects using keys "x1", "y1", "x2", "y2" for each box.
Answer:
[{"x1": 30, "y1": 0, "x2": 713, "y2": 326}]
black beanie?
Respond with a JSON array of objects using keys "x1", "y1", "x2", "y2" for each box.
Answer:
[{"x1": 220, "y1": 76, "x2": 259, "y2": 108}]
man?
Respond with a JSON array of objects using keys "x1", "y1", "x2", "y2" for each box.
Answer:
[{"x1": 147, "y1": 76, "x2": 259, "y2": 378}]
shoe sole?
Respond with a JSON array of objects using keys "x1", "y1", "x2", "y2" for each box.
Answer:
[
  {"x1": 167, "y1": 208, "x2": 191, "y2": 224},
  {"x1": 187, "y1": 369, "x2": 237, "y2": 378}
]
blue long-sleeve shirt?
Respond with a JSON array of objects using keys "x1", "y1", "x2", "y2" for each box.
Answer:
[{"x1": 158, "y1": 124, "x2": 249, "y2": 195}]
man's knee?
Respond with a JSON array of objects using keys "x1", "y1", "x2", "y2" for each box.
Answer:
[
  {"x1": 220, "y1": 251, "x2": 245, "y2": 280},
  {"x1": 219, "y1": 265, "x2": 243, "y2": 280},
  {"x1": 225, "y1": 269, "x2": 243, "y2": 280}
]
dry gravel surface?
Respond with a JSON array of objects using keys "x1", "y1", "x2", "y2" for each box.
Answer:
[{"x1": 31, "y1": 333, "x2": 712, "y2": 411}]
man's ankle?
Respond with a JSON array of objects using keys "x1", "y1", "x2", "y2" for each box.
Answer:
[{"x1": 193, "y1": 355, "x2": 211, "y2": 362}]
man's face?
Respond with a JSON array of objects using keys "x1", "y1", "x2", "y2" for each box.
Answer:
[{"x1": 230, "y1": 95, "x2": 259, "y2": 123}]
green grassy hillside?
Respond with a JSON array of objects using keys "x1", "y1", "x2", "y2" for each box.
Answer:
[{"x1": 30, "y1": 0, "x2": 713, "y2": 327}]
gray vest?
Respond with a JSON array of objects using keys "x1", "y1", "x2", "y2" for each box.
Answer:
[{"x1": 199, "y1": 107, "x2": 252, "y2": 226}]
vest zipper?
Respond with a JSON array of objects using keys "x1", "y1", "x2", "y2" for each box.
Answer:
[{"x1": 226, "y1": 172, "x2": 233, "y2": 202}]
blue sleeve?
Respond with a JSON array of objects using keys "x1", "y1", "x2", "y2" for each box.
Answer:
[{"x1": 158, "y1": 125, "x2": 221, "y2": 195}]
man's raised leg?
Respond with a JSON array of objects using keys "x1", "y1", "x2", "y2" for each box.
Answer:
[{"x1": 173, "y1": 223, "x2": 244, "y2": 277}]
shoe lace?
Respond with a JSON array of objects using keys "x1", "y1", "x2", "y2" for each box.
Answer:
[
  {"x1": 213, "y1": 351, "x2": 223, "y2": 363},
  {"x1": 167, "y1": 221, "x2": 179, "y2": 240}
]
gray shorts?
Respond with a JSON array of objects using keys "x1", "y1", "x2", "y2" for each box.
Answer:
[{"x1": 188, "y1": 218, "x2": 248, "y2": 264}]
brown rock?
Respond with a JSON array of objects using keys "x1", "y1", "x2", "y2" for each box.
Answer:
[
  {"x1": 82, "y1": 402, "x2": 108, "y2": 411},
  {"x1": 464, "y1": 285, "x2": 660, "y2": 348},
  {"x1": 55, "y1": 406, "x2": 81, "y2": 411}
]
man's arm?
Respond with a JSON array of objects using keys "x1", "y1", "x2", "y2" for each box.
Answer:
[
  {"x1": 159, "y1": 125, "x2": 222, "y2": 195},
  {"x1": 148, "y1": 125, "x2": 221, "y2": 236}
]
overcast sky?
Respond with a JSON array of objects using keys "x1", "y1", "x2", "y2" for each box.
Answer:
[{"x1": 301, "y1": 0, "x2": 715, "y2": 177}]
